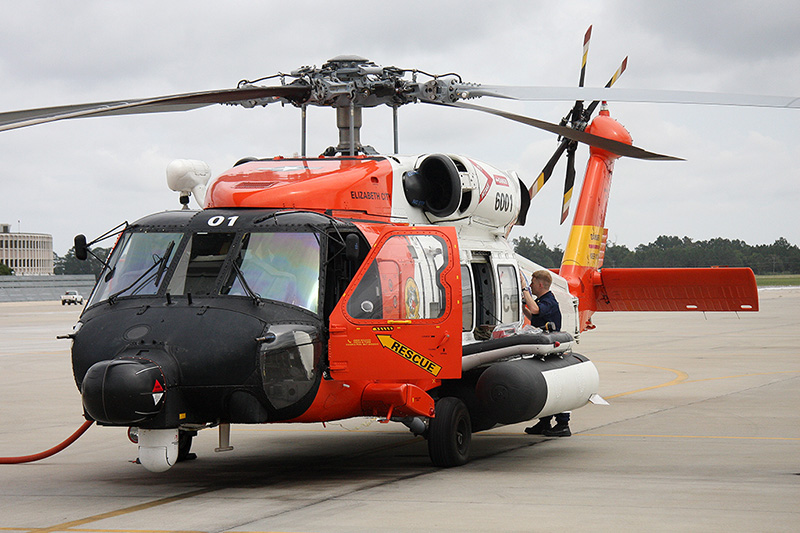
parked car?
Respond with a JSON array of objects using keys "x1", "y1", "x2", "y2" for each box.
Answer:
[{"x1": 61, "y1": 290, "x2": 84, "y2": 305}]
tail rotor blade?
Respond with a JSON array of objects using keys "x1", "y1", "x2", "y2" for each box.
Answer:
[
  {"x1": 531, "y1": 26, "x2": 592, "y2": 202},
  {"x1": 607, "y1": 56, "x2": 628, "y2": 88},
  {"x1": 585, "y1": 56, "x2": 628, "y2": 119},
  {"x1": 579, "y1": 26, "x2": 592, "y2": 89},
  {"x1": 530, "y1": 138, "x2": 570, "y2": 198},
  {"x1": 561, "y1": 144, "x2": 577, "y2": 224}
]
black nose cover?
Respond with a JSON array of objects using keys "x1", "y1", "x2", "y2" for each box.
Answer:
[{"x1": 81, "y1": 358, "x2": 168, "y2": 425}]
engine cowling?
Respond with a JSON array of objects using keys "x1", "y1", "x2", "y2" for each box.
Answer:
[
  {"x1": 402, "y1": 154, "x2": 522, "y2": 230},
  {"x1": 402, "y1": 153, "x2": 461, "y2": 218}
]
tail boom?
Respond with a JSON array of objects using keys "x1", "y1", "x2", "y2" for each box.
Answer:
[{"x1": 557, "y1": 107, "x2": 759, "y2": 331}]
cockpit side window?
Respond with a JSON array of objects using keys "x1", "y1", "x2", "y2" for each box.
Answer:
[{"x1": 346, "y1": 234, "x2": 448, "y2": 321}]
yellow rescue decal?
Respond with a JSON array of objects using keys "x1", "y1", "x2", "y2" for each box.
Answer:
[
  {"x1": 372, "y1": 326, "x2": 394, "y2": 332},
  {"x1": 376, "y1": 334, "x2": 441, "y2": 376}
]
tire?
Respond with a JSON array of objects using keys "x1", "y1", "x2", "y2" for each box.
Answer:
[{"x1": 427, "y1": 397, "x2": 472, "y2": 467}]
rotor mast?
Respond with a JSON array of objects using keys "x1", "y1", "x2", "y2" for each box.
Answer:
[{"x1": 284, "y1": 55, "x2": 464, "y2": 157}]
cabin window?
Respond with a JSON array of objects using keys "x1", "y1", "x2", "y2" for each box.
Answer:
[
  {"x1": 497, "y1": 264, "x2": 520, "y2": 323},
  {"x1": 461, "y1": 264, "x2": 474, "y2": 332},
  {"x1": 471, "y1": 260, "x2": 496, "y2": 327},
  {"x1": 347, "y1": 234, "x2": 447, "y2": 321},
  {"x1": 89, "y1": 231, "x2": 183, "y2": 304}
]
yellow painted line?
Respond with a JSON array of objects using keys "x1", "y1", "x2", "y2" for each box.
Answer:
[
  {"x1": 595, "y1": 361, "x2": 800, "y2": 400},
  {"x1": 4, "y1": 529, "x2": 208, "y2": 533},
  {"x1": 598, "y1": 361, "x2": 689, "y2": 399},
  {"x1": 2, "y1": 433, "x2": 421, "y2": 533},
  {"x1": 0, "y1": 350, "x2": 67, "y2": 357},
  {"x1": 686, "y1": 370, "x2": 800, "y2": 383},
  {"x1": 480, "y1": 431, "x2": 800, "y2": 441},
  {"x1": 16, "y1": 488, "x2": 216, "y2": 533},
  {"x1": 231, "y1": 426, "x2": 399, "y2": 434},
  {"x1": 579, "y1": 433, "x2": 800, "y2": 441},
  {"x1": 596, "y1": 362, "x2": 800, "y2": 400}
]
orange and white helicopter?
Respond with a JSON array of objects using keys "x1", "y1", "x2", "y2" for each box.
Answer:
[{"x1": 2, "y1": 33, "x2": 785, "y2": 471}]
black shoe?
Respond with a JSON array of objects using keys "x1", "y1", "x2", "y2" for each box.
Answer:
[
  {"x1": 524, "y1": 420, "x2": 551, "y2": 435},
  {"x1": 543, "y1": 423, "x2": 571, "y2": 437}
]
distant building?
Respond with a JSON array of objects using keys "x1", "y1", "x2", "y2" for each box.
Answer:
[{"x1": 0, "y1": 223, "x2": 54, "y2": 275}]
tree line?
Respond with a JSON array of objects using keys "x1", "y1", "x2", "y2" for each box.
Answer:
[
  {"x1": 0, "y1": 247, "x2": 111, "y2": 276},
  {"x1": 53, "y1": 247, "x2": 111, "y2": 277},
  {"x1": 513, "y1": 235, "x2": 800, "y2": 275},
  {"x1": 3, "y1": 237, "x2": 799, "y2": 276}
]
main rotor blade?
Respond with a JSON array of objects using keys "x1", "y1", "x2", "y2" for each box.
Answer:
[
  {"x1": 0, "y1": 85, "x2": 311, "y2": 132},
  {"x1": 441, "y1": 101, "x2": 683, "y2": 160},
  {"x1": 463, "y1": 86, "x2": 800, "y2": 109}
]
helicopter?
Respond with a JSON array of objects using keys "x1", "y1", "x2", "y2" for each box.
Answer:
[{"x1": 0, "y1": 32, "x2": 778, "y2": 471}]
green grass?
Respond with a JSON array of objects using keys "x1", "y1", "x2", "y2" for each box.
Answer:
[{"x1": 755, "y1": 274, "x2": 800, "y2": 287}]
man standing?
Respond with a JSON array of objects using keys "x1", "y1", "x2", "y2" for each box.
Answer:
[
  {"x1": 521, "y1": 269, "x2": 561, "y2": 332},
  {"x1": 520, "y1": 270, "x2": 571, "y2": 437}
]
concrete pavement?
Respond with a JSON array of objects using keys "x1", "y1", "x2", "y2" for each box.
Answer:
[{"x1": 1, "y1": 290, "x2": 798, "y2": 532}]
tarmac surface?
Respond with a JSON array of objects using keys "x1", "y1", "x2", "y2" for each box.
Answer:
[{"x1": 0, "y1": 290, "x2": 798, "y2": 532}]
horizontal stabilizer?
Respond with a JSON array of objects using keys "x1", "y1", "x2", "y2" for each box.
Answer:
[{"x1": 594, "y1": 267, "x2": 758, "y2": 312}]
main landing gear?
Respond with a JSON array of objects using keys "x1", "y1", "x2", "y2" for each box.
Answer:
[{"x1": 427, "y1": 397, "x2": 472, "y2": 467}]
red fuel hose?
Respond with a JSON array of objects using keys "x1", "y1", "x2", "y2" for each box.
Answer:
[{"x1": 0, "y1": 420, "x2": 94, "y2": 464}]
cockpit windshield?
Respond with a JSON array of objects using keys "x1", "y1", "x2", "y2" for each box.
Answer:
[
  {"x1": 89, "y1": 232, "x2": 183, "y2": 304},
  {"x1": 224, "y1": 232, "x2": 320, "y2": 313},
  {"x1": 88, "y1": 229, "x2": 321, "y2": 314}
]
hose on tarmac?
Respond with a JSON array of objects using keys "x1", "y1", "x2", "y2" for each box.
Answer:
[{"x1": 0, "y1": 420, "x2": 94, "y2": 464}]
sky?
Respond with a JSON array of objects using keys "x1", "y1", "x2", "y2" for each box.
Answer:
[{"x1": 0, "y1": 0, "x2": 798, "y2": 255}]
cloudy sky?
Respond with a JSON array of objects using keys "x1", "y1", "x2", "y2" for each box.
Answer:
[{"x1": 1, "y1": 1, "x2": 798, "y2": 255}]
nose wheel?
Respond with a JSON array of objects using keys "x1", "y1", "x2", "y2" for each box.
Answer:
[{"x1": 427, "y1": 397, "x2": 472, "y2": 467}]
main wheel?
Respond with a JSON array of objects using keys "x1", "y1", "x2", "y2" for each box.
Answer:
[{"x1": 427, "y1": 397, "x2": 472, "y2": 467}]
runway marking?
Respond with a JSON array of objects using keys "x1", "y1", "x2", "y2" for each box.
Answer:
[
  {"x1": 597, "y1": 363, "x2": 800, "y2": 400},
  {"x1": 11, "y1": 488, "x2": 216, "y2": 533},
  {"x1": 0, "y1": 527, "x2": 208, "y2": 533},
  {"x1": 598, "y1": 362, "x2": 689, "y2": 399},
  {"x1": 0, "y1": 351, "x2": 67, "y2": 357},
  {"x1": 480, "y1": 431, "x2": 800, "y2": 441},
  {"x1": 1, "y1": 434, "x2": 424, "y2": 533},
  {"x1": 579, "y1": 433, "x2": 800, "y2": 441},
  {"x1": 685, "y1": 370, "x2": 800, "y2": 383}
]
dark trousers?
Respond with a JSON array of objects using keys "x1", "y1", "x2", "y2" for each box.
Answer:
[{"x1": 541, "y1": 412, "x2": 570, "y2": 424}]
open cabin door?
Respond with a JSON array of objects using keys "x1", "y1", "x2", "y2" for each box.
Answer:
[{"x1": 328, "y1": 226, "x2": 462, "y2": 381}]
